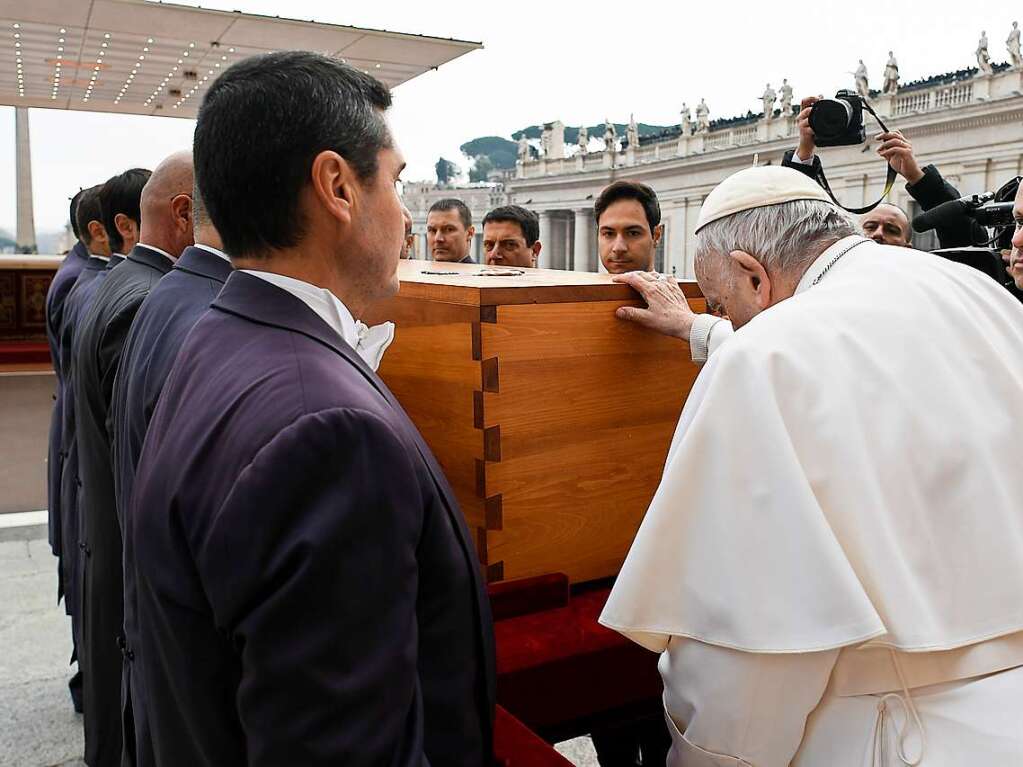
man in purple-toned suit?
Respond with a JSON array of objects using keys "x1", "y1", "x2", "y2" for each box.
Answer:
[
  {"x1": 111, "y1": 189, "x2": 231, "y2": 767},
  {"x1": 128, "y1": 51, "x2": 495, "y2": 766}
]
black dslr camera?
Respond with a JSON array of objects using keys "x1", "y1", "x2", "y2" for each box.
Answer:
[{"x1": 808, "y1": 90, "x2": 865, "y2": 147}]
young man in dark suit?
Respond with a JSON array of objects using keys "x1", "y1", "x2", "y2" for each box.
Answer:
[
  {"x1": 46, "y1": 185, "x2": 105, "y2": 712},
  {"x1": 128, "y1": 51, "x2": 494, "y2": 766},
  {"x1": 111, "y1": 188, "x2": 231, "y2": 767},
  {"x1": 73, "y1": 156, "x2": 193, "y2": 767},
  {"x1": 45, "y1": 188, "x2": 90, "y2": 570}
]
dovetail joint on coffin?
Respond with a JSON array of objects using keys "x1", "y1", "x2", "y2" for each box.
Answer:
[
  {"x1": 481, "y1": 357, "x2": 499, "y2": 393},
  {"x1": 484, "y1": 495, "x2": 503, "y2": 530},
  {"x1": 486, "y1": 561, "x2": 505, "y2": 583}
]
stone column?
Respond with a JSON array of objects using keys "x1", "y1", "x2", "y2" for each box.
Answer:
[
  {"x1": 573, "y1": 208, "x2": 595, "y2": 272},
  {"x1": 538, "y1": 210, "x2": 555, "y2": 269},
  {"x1": 664, "y1": 205, "x2": 686, "y2": 277},
  {"x1": 15, "y1": 108, "x2": 37, "y2": 254}
]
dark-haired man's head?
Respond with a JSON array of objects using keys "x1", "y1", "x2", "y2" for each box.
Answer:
[
  {"x1": 139, "y1": 151, "x2": 195, "y2": 258},
  {"x1": 860, "y1": 202, "x2": 911, "y2": 247},
  {"x1": 482, "y1": 205, "x2": 541, "y2": 268},
  {"x1": 194, "y1": 51, "x2": 404, "y2": 315},
  {"x1": 192, "y1": 183, "x2": 224, "y2": 253},
  {"x1": 427, "y1": 199, "x2": 474, "y2": 262},
  {"x1": 595, "y1": 181, "x2": 663, "y2": 274},
  {"x1": 75, "y1": 185, "x2": 112, "y2": 258},
  {"x1": 69, "y1": 188, "x2": 85, "y2": 243},
  {"x1": 99, "y1": 167, "x2": 151, "y2": 254}
]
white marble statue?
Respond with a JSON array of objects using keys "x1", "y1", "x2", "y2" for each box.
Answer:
[
  {"x1": 517, "y1": 134, "x2": 529, "y2": 163},
  {"x1": 854, "y1": 59, "x2": 870, "y2": 99},
  {"x1": 540, "y1": 124, "x2": 552, "y2": 158},
  {"x1": 883, "y1": 51, "x2": 899, "y2": 95},
  {"x1": 1009, "y1": 22, "x2": 1023, "y2": 69},
  {"x1": 627, "y1": 114, "x2": 639, "y2": 149},
  {"x1": 603, "y1": 119, "x2": 617, "y2": 152},
  {"x1": 779, "y1": 79, "x2": 793, "y2": 117},
  {"x1": 577, "y1": 125, "x2": 588, "y2": 154},
  {"x1": 977, "y1": 31, "x2": 994, "y2": 75},
  {"x1": 696, "y1": 98, "x2": 710, "y2": 133},
  {"x1": 762, "y1": 83, "x2": 777, "y2": 119},
  {"x1": 680, "y1": 102, "x2": 692, "y2": 136}
]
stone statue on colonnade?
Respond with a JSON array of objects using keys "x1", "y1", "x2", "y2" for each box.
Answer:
[
  {"x1": 977, "y1": 31, "x2": 994, "y2": 75},
  {"x1": 695, "y1": 99, "x2": 710, "y2": 133},
  {"x1": 761, "y1": 83, "x2": 776, "y2": 119},
  {"x1": 1008, "y1": 22, "x2": 1022, "y2": 69},
  {"x1": 779, "y1": 79, "x2": 793, "y2": 116},
  {"x1": 854, "y1": 60, "x2": 870, "y2": 98},
  {"x1": 883, "y1": 51, "x2": 899, "y2": 94}
]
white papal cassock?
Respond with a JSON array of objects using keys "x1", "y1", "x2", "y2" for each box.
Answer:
[{"x1": 600, "y1": 236, "x2": 1023, "y2": 766}]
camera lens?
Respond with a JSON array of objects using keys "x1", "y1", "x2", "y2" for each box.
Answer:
[{"x1": 809, "y1": 99, "x2": 853, "y2": 140}]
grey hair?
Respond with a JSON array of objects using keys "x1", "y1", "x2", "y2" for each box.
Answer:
[{"x1": 695, "y1": 199, "x2": 858, "y2": 280}]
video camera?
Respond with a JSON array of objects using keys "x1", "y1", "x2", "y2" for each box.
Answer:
[{"x1": 912, "y1": 192, "x2": 1015, "y2": 235}]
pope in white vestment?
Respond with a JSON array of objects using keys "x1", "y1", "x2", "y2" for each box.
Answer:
[{"x1": 600, "y1": 166, "x2": 1023, "y2": 766}]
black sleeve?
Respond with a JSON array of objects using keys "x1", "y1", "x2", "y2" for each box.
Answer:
[
  {"x1": 200, "y1": 407, "x2": 427, "y2": 766},
  {"x1": 906, "y1": 164, "x2": 985, "y2": 248},
  {"x1": 781, "y1": 150, "x2": 823, "y2": 185}
]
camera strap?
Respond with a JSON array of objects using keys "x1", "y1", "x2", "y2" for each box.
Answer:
[{"x1": 810, "y1": 101, "x2": 898, "y2": 215}]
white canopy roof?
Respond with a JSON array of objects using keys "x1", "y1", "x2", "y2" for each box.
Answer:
[{"x1": 0, "y1": 0, "x2": 480, "y2": 118}]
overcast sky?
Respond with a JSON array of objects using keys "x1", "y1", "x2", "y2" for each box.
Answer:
[{"x1": 0, "y1": 0, "x2": 1018, "y2": 233}]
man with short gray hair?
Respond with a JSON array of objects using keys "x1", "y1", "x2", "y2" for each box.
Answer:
[{"x1": 603, "y1": 166, "x2": 1023, "y2": 765}]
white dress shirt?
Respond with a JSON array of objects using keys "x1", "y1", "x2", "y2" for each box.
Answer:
[
  {"x1": 136, "y1": 242, "x2": 177, "y2": 263},
  {"x1": 240, "y1": 270, "x2": 395, "y2": 371},
  {"x1": 193, "y1": 243, "x2": 231, "y2": 262}
]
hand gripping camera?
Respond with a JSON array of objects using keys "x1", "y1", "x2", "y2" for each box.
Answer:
[{"x1": 808, "y1": 90, "x2": 866, "y2": 147}]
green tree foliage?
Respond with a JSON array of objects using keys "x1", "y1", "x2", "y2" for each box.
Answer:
[
  {"x1": 469, "y1": 155, "x2": 495, "y2": 182},
  {"x1": 460, "y1": 136, "x2": 518, "y2": 170}
]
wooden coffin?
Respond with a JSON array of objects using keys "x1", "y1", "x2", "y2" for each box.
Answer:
[{"x1": 363, "y1": 262, "x2": 705, "y2": 585}]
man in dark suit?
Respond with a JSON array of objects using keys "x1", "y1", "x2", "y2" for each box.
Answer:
[
  {"x1": 128, "y1": 51, "x2": 494, "y2": 766},
  {"x1": 111, "y1": 189, "x2": 230, "y2": 767},
  {"x1": 73, "y1": 155, "x2": 193, "y2": 767},
  {"x1": 427, "y1": 198, "x2": 477, "y2": 263},
  {"x1": 46, "y1": 188, "x2": 90, "y2": 567},
  {"x1": 47, "y1": 185, "x2": 107, "y2": 712}
]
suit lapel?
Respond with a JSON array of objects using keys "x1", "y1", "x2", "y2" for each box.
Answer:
[
  {"x1": 127, "y1": 245, "x2": 174, "y2": 275},
  {"x1": 173, "y1": 246, "x2": 232, "y2": 284}
]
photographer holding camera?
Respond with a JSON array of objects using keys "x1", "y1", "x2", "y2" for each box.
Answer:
[{"x1": 782, "y1": 95, "x2": 984, "y2": 249}]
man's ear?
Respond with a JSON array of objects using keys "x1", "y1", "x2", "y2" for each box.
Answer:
[
  {"x1": 171, "y1": 194, "x2": 192, "y2": 233},
  {"x1": 530, "y1": 241, "x2": 542, "y2": 267},
  {"x1": 113, "y1": 213, "x2": 139, "y2": 246},
  {"x1": 87, "y1": 220, "x2": 107, "y2": 246},
  {"x1": 310, "y1": 150, "x2": 355, "y2": 229},
  {"x1": 466, "y1": 224, "x2": 476, "y2": 243},
  {"x1": 652, "y1": 222, "x2": 664, "y2": 246},
  {"x1": 729, "y1": 250, "x2": 772, "y2": 309}
]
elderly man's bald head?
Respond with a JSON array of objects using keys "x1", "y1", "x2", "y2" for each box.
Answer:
[{"x1": 139, "y1": 150, "x2": 195, "y2": 257}]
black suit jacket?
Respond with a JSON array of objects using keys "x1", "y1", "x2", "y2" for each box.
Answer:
[
  {"x1": 129, "y1": 270, "x2": 495, "y2": 766},
  {"x1": 73, "y1": 244, "x2": 173, "y2": 767},
  {"x1": 45, "y1": 242, "x2": 90, "y2": 568},
  {"x1": 780, "y1": 150, "x2": 983, "y2": 248},
  {"x1": 111, "y1": 245, "x2": 232, "y2": 767},
  {"x1": 58, "y1": 255, "x2": 119, "y2": 628}
]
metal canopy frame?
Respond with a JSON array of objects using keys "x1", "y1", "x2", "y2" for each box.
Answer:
[{"x1": 0, "y1": 0, "x2": 481, "y2": 119}]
